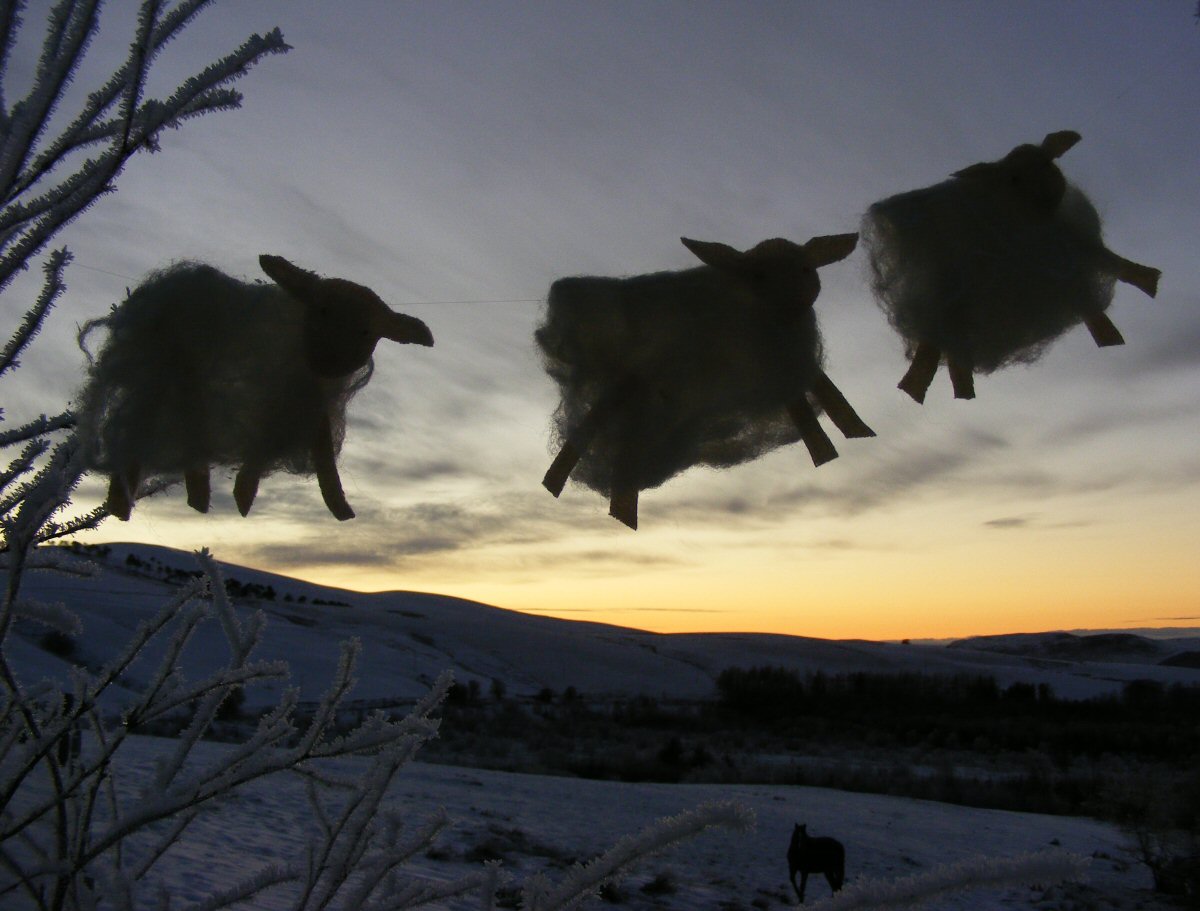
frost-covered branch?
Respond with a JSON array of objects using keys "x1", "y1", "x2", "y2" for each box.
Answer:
[
  {"x1": 0, "y1": 412, "x2": 75, "y2": 451},
  {"x1": 0, "y1": 0, "x2": 101, "y2": 197},
  {"x1": 0, "y1": 2, "x2": 290, "y2": 295},
  {"x1": 1, "y1": 436, "x2": 86, "y2": 559},
  {"x1": 2, "y1": 551, "x2": 469, "y2": 908},
  {"x1": 0, "y1": 247, "x2": 70, "y2": 378},
  {"x1": 2, "y1": 0, "x2": 206, "y2": 203},
  {"x1": 523, "y1": 802, "x2": 756, "y2": 911},
  {"x1": 0, "y1": 3, "x2": 21, "y2": 125},
  {"x1": 0, "y1": 438, "x2": 49, "y2": 498},
  {"x1": 4, "y1": 596, "x2": 81, "y2": 636}
]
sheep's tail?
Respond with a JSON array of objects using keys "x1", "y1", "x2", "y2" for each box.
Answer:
[
  {"x1": 76, "y1": 314, "x2": 112, "y2": 364},
  {"x1": 76, "y1": 306, "x2": 121, "y2": 362}
]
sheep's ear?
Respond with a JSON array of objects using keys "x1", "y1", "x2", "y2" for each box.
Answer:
[
  {"x1": 803, "y1": 233, "x2": 858, "y2": 267},
  {"x1": 376, "y1": 309, "x2": 434, "y2": 347},
  {"x1": 259, "y1": 254, "x2": 321, "y2": 298},
  {"x1": 1041, "y1": 130, "x2": 1081, "y2": 159},
  {"x1": 681, "y1": 237, "x2": 744, "y2": 271}
]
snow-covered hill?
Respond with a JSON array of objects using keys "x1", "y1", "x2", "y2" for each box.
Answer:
[
  {"x1": 948, "y1": 631, "x2": 1199, "y2": 663},
  {"x1": 7, "y1": 542, "x2": 1200, "y2": 710},
  {"x1": 4, "y1": 543, "x2": 1192, "y2": 910}
]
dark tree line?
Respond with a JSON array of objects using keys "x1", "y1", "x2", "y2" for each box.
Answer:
[{"x1": 715, "y1": 665, "x2": 1200, "y2": 761}]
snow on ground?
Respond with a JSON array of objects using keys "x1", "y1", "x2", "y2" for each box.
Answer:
[
  {"x1": 4, "y1": 545, "x2": 1191, "y2": 909},
  {"x1": 18, "y1": 734, "x2": 1163, "y2": 911},
  {"x1": 10, "y1": 543, "x2": 1200, "y2": 713}
]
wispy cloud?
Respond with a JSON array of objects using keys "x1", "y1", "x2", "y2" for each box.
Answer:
[
  {"x1": 522, "y1": 606, "x2": 731, "y2": 614},
  {"x1": 984, "y1": 516, "x2": 1031, "y2": 529},
  {"x1": 245, "y1": 485, "x2": 665, "y2": 578},
  {"x1": 251, "y1": 543, "x2": 396, "y2": 568}
]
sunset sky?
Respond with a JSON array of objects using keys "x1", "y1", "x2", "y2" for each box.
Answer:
[{"x1": 6, "y1": 1, "x2": 1198, "y2": 641}]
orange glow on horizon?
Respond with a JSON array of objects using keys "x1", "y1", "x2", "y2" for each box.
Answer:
[
  {"x1": 271, "y1": 545, "x2": 1200, "y2": 643},
  {"x1": 83, "y1": 462, "x2": 1200, "y2": 644}
]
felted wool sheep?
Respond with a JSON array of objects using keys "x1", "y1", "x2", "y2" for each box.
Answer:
[
  {"x1": 75, "y1": 255, "x2": 433, "y2": 521},
  {"x1": 535, "y1": 234, "x2": 873, "y2": 529},
  {"x1": 862, "y1": 130, "x2": 1161, "y2": 401}
]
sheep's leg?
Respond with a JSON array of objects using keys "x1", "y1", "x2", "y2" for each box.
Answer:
[
  {"x1": 897, "y1": 341, "x2": 940, "y2": 403},
  {"x1": 1104, "y1": 251, "x2": 1160, "y2": 298},
  {"x1": 104, "y1": 464, "x2": 140, "y2": 521},
  {"x1": 233, "y1": 465, "x2": 263, "y2": 517},
  {"x1": 608, "y1": 487, "x2": 639, "y2": 530},
  {"x1": 543, "y1": 379, "x2": 638, "y2": 497},
  {"x1": 180, "y1": 368, "x2": 211, "y2": 512},
  {"x1": 312, "y1": 415, "x2": 355, "y2": 521},
  {"x1": 810, "y1": 372, "x2": 875, "y2": 439},
  {"x1": 606, "y1": 378, "x2": 652, "y2": 529},
  {"x1": 543, "y1": 441, "x2": 584, "y2": 498},
  {"x1": 185, "y1": 468, "x2": 211, "y2": 513},
  {"x1": 787, "y1": 397, "x2": 838, "y2": 466},
  {"x1": 1083, "y1": 311, "x2": 1125, "y2": 347},
  {"x1": 607, "y1": 433, "x2": 642, "y2": 530},
  {"x1": 946, "y1": 354, "x2": 975, "y2": 400}
]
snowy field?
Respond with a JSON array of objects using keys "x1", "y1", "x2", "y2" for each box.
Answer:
[
  {"x1": 12, "y1": 733, "x2": 1168, "y2": 911},
  {"x1": 4, "y1": 544, "x2": 1192, "y2": 909}
]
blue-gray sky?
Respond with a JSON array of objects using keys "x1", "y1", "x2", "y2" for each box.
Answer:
[{"x1": 6, "y1": 1, "x2": 1199, "y2": 638}]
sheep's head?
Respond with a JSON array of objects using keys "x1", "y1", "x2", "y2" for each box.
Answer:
[
  {"x1": 679, "y1": 233, "x2": 858, "y2": 310},
  {"x1": 259, "y1": 255, "x2": 434, "y2": 378},
  {"x1": 952, "y1": 130, "x2": 1081, "y2": 217}
]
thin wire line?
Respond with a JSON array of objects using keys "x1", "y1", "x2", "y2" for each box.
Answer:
[
  {"x1": 72, "y1": 263, "x2": 136, "y2": 280},
  {"x1": 397, "y1": 299, "x2": 541, "y2": 306},
  {"x1": 70, "y1": 262, "x2": 542, "y2": 306}
]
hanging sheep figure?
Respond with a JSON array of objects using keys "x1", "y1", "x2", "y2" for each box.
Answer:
[
  {"x1": 862, "y1": 130, "x2": 1160, "y2": 402},
  {"x1": 75, "y1": 255, "x2": 433, "y2": 521},
  {"x1": 536, "y1": 233, "x2": 874, "y2": 529}
]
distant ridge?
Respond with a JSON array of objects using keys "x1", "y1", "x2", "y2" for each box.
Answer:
[
  {"x1": 949, "y1": 630, "x2": 1200, "y2": 668},
  {"x1": 7, "y1": 541, "x2": 1200, "y2": 707}
]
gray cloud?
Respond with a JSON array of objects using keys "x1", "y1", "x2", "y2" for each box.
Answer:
[
  {"x1": 352, "y1": 457, "x2": 466, "y2": 483},
  {"x1": 244, "y1": 484, "x2": 624, "y2": 577},
  {"x1": 805, "y1": 538, "x2": 861, "y2": 551},
  {"x1": 568, "y1": 549, "x2": 682, "y2": 568},
  {"x1": 1142, "y1": 318, "x2": 1200, "y2": 376},
  {"x1": 250, "y1": 543, "x2": 395, "y2": 569},
  {"x1": 769, "y1": 445, "x2": 991, "y2": 517},
  {"x1": 984, "y1": 516, "x2": 1031, "y2": 529}
]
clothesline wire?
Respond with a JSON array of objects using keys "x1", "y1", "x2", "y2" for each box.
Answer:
[
  {"x1": 69, "y1": 261, "x2": 542, "y2": 306},
  {"x1": 401, "y1": 299, "x2": 541, "y2": 306}
]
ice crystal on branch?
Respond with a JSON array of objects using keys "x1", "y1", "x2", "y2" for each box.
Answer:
[{"x1": 0, "y1": 0, "x2": 290, "y2": 297}]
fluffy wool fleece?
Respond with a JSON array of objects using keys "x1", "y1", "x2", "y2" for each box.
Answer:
[
  {"x1": 862, "y1": 178, "x2": 1116, "y2": 374},
  {"x1": 75, "y1": 262, "x2": 370, "y2": 481},
  {"x1": 536, "y1": 265, "x2": 826, "y2": 497}
]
